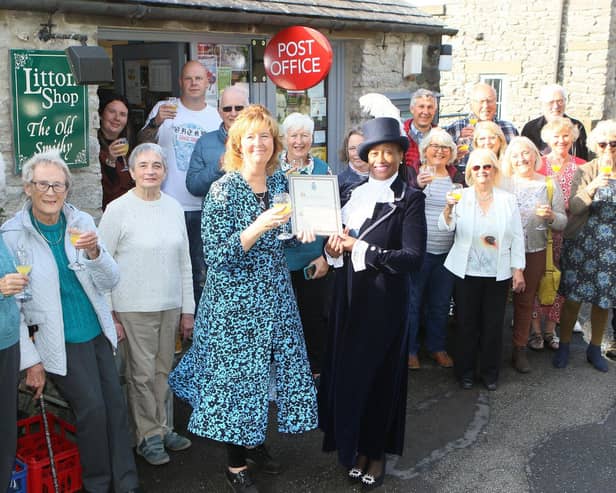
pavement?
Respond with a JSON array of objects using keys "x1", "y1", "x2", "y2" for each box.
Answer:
[{"x1": 136, "y1": 305, "x2": 616, "y2": 493}]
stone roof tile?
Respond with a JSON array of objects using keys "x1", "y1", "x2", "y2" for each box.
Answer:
[{"x1": 132, "y1": 0, "x2": 452, "y2": 32}]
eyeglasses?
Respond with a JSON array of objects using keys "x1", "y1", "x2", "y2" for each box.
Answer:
[
  {"x1": 221, "y1": 105, "x2": 245, "y2": 113},
  {"x1": 471, "y1": 164, "x2": 493, "y2": 171},
  {"x1": 428, "y1": 144, "x2": 452, "y2": 152},
  {"x1": 476, "y1": 135, "x2": 498, "y2": 142},
  {"x1": 30, "y1": 180, "x2": 67, "y2": 193},
  {"x1": 597, "y1": 141, "x2": 616, "y2": 149}
]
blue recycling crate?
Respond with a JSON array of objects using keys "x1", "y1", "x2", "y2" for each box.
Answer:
[{"x1": 7, "y1": 458, "x2": 27, "y2": 493}]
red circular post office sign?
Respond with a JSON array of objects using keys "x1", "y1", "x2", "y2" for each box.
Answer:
[{"x1": 264, "y1": 26, "x2": 333, "y2": 90}]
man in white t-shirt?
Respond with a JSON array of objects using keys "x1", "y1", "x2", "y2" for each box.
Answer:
[{"x1": 138, "y1": 61, "x2": 222, "y2": 308}]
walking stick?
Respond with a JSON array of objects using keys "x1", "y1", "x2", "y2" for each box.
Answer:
[{"x1": 39, "y1": 394, "x2": 60, "y2": 493}]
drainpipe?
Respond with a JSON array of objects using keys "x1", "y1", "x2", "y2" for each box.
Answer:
[{"x1": 554, "y1": 0, "x2": 565, "y2": 83}]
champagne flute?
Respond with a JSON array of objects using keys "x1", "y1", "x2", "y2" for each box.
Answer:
[
  {"x1": 273, "y1": 192, "x2": 294, "y2": 240},
  {"x1": 468, "y1": 113, "x2": 478, "y2": 126},
  {"x1": 535, "y1": 187, "x2": 549, "y2": 231},
  {"x1": 115, "y1": 137, "x2": 130, "y2": 172},
  {"x1": 447, "y1": 183, "x2": 463, "y2": 215},
  {"x1": 14, "y1": 246, "x2": 32, "y2": 302},
  {"x1": 67, "y1": 226, "x2": 85, "y2": 271},
  {"x1": 596, "y1": 155, "x2": 613, "y2": 201},
  {"x1": 422, "y1": 165, "x2": 436, "y2": 197}
]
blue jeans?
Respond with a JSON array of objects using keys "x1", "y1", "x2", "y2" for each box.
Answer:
[
  {"x1": 407, "y1": 252, "x2": 454, "y2": 355},
  {"x1": 185, "y1": 210, "x2": 205, "y2": 311}
]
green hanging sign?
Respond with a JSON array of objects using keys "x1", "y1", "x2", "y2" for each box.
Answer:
[{"x1": 10, "y1": 49, "x2": 89, "y2": 173}]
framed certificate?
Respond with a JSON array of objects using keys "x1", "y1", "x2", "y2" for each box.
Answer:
[{"x1": 288, "y1": 175, "x2": 343, "y2": 236}]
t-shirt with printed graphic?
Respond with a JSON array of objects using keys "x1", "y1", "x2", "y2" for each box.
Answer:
[{"x1": 144, "y1": 100, "x2": 222, "y2": 211}]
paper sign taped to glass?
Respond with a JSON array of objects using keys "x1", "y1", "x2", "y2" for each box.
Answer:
[{"x1": 288, "y1": 175, "x2": 343, "y2": 236}]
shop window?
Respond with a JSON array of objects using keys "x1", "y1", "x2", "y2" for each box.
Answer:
[
  {"x1": 276, "y1": 80, "x2": 328, "y2": 162},
  {"x1": 197, "y1": 43, "x2": 250, "y2": 105}
]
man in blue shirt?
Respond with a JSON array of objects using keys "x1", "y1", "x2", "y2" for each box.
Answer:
[
  {"x1": 446, "y1": 83, "x2": 518, "y2": 172},
  {"x1": 186, "y1": 85, "x2": 250, "y2": 198}
]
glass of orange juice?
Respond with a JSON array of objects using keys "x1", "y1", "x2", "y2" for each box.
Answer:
[
  {"x1": 115, "y1": 137, "x2": 130, "y2": 171},
  {"x1": 67, "y1": 227, "x2": 85, "y2": 271},
  {"x1": 13, "y1": 245, "x2": 32, "y2": 302},
  {"x1": 273, "y1": 192, "x2": 293, "y2": 240}
]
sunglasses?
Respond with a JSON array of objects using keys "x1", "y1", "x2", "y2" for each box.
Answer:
[
  {"x1": 471, "y1": 164, "x2": 493, "y2": 171},
  {"x1": 597, "y1": 141, "x2": 616, "y2": 149},
  {"x1": 221, "y1": 105, "x2": 245, "y2": 113}
]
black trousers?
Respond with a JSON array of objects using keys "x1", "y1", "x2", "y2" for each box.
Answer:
[
  {"x1": 51, "y1": 334, "x2": 139, "y2": 493},
  {"x1": 290, "y1": 269, "x2": 333, "y2": 374},
  {"x1": 454, "y1": 276, "x2": 510, "y2": 384},
  {"x1": 0, "y1": 342, "x2": 19, "y2": 492}
]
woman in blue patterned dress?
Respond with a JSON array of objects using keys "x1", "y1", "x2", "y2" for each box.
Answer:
[
  {"x1": 553, "y1": 119, "x2": 616, "y2": 372},
  {"x1": 169, "y1": 105, "x2": 317, "y2": 492}
]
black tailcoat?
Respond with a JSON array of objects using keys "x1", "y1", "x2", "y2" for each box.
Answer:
[{"x1": 318, "y1": 173, "x2": 427, "y2": 467}]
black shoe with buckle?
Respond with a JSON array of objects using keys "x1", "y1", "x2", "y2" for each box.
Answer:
[
  {"x1": 245, "y1": 444, "x2": 281, "y2": 475},
  {"x1": 225, "y1": 468, "x2": 259, "y2": 493}
]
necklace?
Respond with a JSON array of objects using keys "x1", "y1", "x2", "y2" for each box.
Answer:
[
  {"x1": 253, "y1": 190, "x2": 268, "y2": 211},
  {"x1": 32, "y1": 214, "x2": 65, "y2": 246},
  {"x1": 476, "y1": 192, "x2": 493, "y2": 202}
]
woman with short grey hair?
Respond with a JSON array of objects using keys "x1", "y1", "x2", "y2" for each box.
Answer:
[
  {"x1": 98, "y1": 142, "x2": 195, "y2": 466},
  {"x1": 407, "y1": 128, "x2": 463, "y2": 370},
  {"x1": 1, "y1": 150, "x2": 141, "y2": 493}
]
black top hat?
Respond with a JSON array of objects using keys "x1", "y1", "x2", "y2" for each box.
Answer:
[{"x1": 358, "y1": 117, "x2": 409, "y2": 162}]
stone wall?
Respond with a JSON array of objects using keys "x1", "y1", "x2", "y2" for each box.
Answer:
[
  {"x1": 0, "y1": 11, "x2": 102, "y2": 219},
  {"x1": 436, "y1": 0, "x2": 614, "y2": 132},
  {"x1": 344, "y1": 32, "x2": 442, "y2": 129}
]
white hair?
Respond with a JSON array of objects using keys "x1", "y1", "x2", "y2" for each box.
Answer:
[
  {"x1": 281, "y1": 112, "x2": 314, "y2": 136},
  {"x1": 21, "y1": 149, "x2": 72, "y2": 189},
  {"x1": 540, "y1": 84, "x2": 567, "y2": 103}
]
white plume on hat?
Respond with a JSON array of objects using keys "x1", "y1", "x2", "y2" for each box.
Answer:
[{"x1": 359, "y1": 93, "x2": 404, "y2": 135}]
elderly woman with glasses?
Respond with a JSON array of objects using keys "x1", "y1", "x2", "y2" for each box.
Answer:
[
  {"x1": 1, "y1": 151, "x2": 141, "y2": 493},
  {"x1": 553, "y1": 120, "x2": 616, "y2": 372},
  {"x1": 407, "y1": 128, "x2": 463, "y2": 370},
  {"x1": 98, "y1": 143, "x2": 194, "y2": 466},
  {"x1": 500, "y1": 137, "x2": 567, "y2": 373},
  {"x1": 472, "y1": 121, "x2": 507, "y2": 162},
  {"x1": 439, "y1": 148, "x2": 525, "y2": 390}
]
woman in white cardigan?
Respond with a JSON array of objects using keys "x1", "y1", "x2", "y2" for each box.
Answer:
[
  {"x1": 99, "y1": 143, "x2": 194, "y2": 467},
  {"x1": 1, "y1": 150, "x2": 141, "y2": 493},
  {"x1": 439, "y1": 148, "x2": 526, "y2": 391}
]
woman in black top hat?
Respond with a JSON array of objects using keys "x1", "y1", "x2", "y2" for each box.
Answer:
[{"x1": 318, "y1": 117, "x2": 427, "y2": 490}]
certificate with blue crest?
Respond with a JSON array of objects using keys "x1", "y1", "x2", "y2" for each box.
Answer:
[{"x1": 288, "y1": 175, "x2": 343, "y2": 236}]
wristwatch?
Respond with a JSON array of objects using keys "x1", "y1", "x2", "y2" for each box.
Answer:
[{"x1": 147, "y1": 118, "x2": 160, "y2": 129}]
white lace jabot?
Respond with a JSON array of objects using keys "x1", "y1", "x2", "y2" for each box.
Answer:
[{"x1": 342, "y1": 172, "x2": 397, "y2": 232}]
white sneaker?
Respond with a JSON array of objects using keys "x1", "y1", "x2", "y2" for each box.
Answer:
[{"x1": 573, "y1": 321, "x2": 584, "y2": 333}]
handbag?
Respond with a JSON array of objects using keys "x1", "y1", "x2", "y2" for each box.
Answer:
[{"x1": 537, "y1": 177, "x2": 561, "y2": 305}]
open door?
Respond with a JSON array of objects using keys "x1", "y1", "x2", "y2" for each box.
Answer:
[{"x1": 111, "y1": 42, "x2": 187, "y2": 131}]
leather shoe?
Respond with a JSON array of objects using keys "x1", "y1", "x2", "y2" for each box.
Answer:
[
  {"x1": 461, "y1": 378, "x2": 473, "y2": 390},
  {"x1": 407, "y1": 354, "x2": 420, "y2": 370},
  {"x1": 226, "y1": 468, "x2": 259, "y2": 492},
  {"x1": 430, "y1": 351, "x2": 453, "y2": 368}
]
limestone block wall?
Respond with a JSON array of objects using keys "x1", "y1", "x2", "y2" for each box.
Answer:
[
  {"x1": 0, "y1": 11, "x2": 102, "y2": 219},
  {"x1": 437, "y1": 0, "x2": 614, "y2": 132},
  {"x1": 344, "y1": 32, "x2": 442, "y2": 129}
]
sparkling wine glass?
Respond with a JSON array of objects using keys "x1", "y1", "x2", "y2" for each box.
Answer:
[
  {"x1": 535, "y1": 187, "x2": 549, "y2": 231},
  {"x1": 115, "y1": 137, "x2": 130, "y2": 172},
  {"x1": 67, "y1": 225, "x2": 85, "y2": 271},
  {"x1": 14, "y1": 245, "x2": 32, "y2": 302},
  {"x1": 273, "y1": 192, "x2": 294, "y2": 240},
  {"x1": 422, "y1": 165, "x2": 436, "y2": 197}
]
